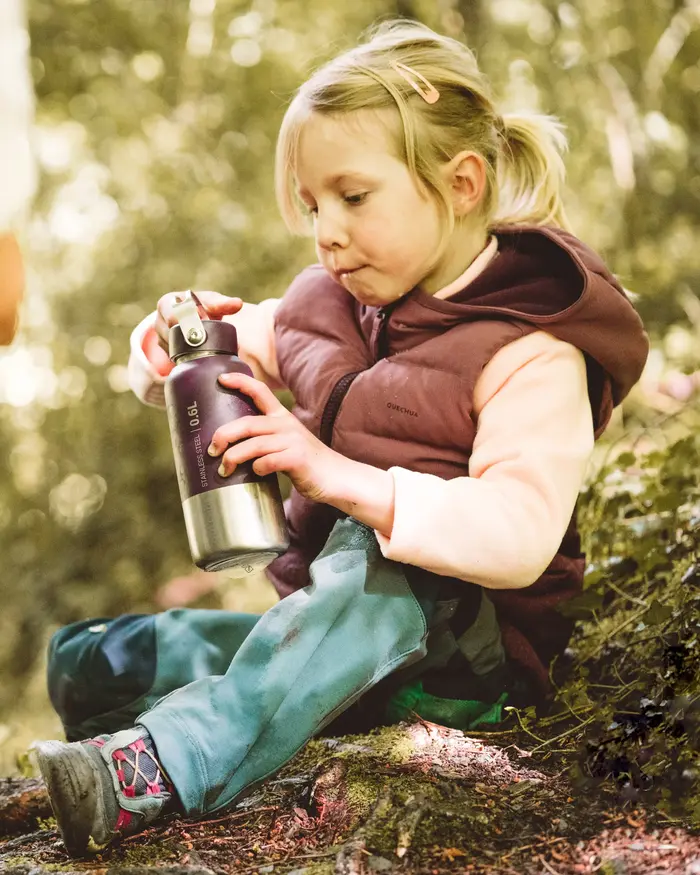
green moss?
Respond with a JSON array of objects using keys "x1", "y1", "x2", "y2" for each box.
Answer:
[
  {"x1": 343, "y1": 724, "x2": 417, "y2": 764},
  {"x1": 345, "y1": 767, "x2": 430, "y2": 815},
  {"x1": 282, "y1": 738, "x2": 332, "y2": 776},
  {"x1": 40, "y1": 865, "x2": 88, "y2": 873},
  {"x1": 0, "y1": 856, "x2": 33, "y2": 868},
  {"x1": 284, "y1": 724, "x2": 418, "y2": 782},
  {"x1": 343, "y1": 772, "x2": 488, "y2": 861},
  {"x1": 345, "y1": 774, "x2": 382, "y2": 817},
  {"x1": 118, "y1": 841, "x2": 177, "y2": 866},
  {"x1": 0, "y1": 857, "x2": 88, "y2": 873}
]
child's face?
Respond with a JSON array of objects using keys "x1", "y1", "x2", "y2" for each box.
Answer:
[{"x1": 295, "y1": 110, "x2": 445, "y2": 307}]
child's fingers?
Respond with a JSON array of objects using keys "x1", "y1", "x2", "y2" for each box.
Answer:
[
  {"x1": 143, "y1": 328, "x2": 174, "y2": 374},
  {"x1": 218, "y1": 371, "x2": 286, "y2": 416},
  {"x1": 251, "y1": 450, "x2": 293, "y2": 479},
  {"x1": 191, "y1": 291, "x2": 244, "y2": 318},
  {"x1": 208, "y1": 414, "x2": 280, "y2": 456},
  {"x1": 218, "y1": 435, "x2": 287, "y2": 476}
]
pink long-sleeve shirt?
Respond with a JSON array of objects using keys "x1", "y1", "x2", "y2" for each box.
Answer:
[{"x1": 129, "y1": 239, "x2": 594, "y2": 589}]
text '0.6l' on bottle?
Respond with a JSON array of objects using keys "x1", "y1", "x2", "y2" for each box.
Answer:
[{"x1": 164, "y1": 293, "x2": 289, "y2": 573}]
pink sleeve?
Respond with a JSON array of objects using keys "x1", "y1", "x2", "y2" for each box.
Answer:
[
  {"x1": 375, "y1": 332, "x2": 595, "y2": 589},
  {"x1": 128, "y1": 313, "x2": 168, "y2": 408},
  {"x1": 128, "y1": 299, "x2": 284, "y2": 408}
]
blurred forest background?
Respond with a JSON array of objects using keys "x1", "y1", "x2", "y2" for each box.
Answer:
[{"x1": 1, "y1": 0, "x2": 699, "y2": 775}]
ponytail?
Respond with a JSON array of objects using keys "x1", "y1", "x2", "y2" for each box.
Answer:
[{"x1": 494, "y1": 113, "x2": 572, "y2": 231}]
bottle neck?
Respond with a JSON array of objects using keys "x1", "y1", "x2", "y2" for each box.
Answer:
[{"x1": 174, "y1": 349, "x2": 228, "y2": 364}]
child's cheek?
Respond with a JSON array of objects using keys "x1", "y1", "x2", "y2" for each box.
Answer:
[{"x1": 356, "y1": 218, "x2": 398, "y2": 257}]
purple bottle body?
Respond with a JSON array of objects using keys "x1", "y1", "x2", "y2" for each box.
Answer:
[
  {"x1": 166, "y1": 354, "x2": 262, "y2": 500},
  {"x1": 164, "y1": 319, "x2": 289, "y2": 572}
]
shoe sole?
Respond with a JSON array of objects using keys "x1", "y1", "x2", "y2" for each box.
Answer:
[{"x1": 32, "y1": 740, "x2": 102, "y2": 855}]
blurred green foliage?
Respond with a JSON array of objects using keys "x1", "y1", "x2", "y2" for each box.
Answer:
[
  {"x1": 554, "y1": 426, "x2": 700, "y2": 824},
  {"x1": 0, "y1": 0, "x2": 699, "y2": 760}
]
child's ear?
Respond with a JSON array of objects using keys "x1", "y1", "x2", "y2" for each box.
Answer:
[{"x1": 445, "y1": 151, "x2": 487, "y2": 217}]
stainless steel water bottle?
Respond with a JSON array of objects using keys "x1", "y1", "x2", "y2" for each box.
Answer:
[{"x1": 164, "y1": 291, "x2": 289, "y2": 573}]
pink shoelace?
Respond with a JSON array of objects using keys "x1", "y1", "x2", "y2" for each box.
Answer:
[{"x1": 85, "y1": 736, "x2": 172, "y2": 832}]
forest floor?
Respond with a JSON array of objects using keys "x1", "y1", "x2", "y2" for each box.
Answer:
[
  {"x1": 5, "y1": 421, "x2": 700, "y2": 874},
  {"x1": 2, "y1": 718, "x2": 700, "y2": 875}
]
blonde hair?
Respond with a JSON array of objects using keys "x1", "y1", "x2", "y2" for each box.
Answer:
[{"x1": 275, "y1": 20, "x2": 572, "y2": 237}]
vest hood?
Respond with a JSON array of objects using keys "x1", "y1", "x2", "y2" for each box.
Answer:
[{"x1": 355, "y1": 224, "x2": 649, "y2": 434}]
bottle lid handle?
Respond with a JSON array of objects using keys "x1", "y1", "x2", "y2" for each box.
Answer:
[{"x1": 172, "y1": 290, "x2": 207, "y2": 347}]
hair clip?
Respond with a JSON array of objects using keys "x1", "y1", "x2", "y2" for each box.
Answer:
[{"x1": 390, "y1": 60, "x2": 440, "y2": 105}]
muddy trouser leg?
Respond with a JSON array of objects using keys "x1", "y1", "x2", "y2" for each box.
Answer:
[
  {"x1": 47, "y1": 610, "x2": 261, "y2": 742},
  {"x1": 136, "y1": 518, "x2": 434, "y2": 815},
  {"x1": 325, "y1": 571, "x2": 516, "y2": 736}
]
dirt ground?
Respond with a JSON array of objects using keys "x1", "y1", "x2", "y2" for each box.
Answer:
[{"x1": 2, "y1": 720, "x2": 700, "y2": 875}]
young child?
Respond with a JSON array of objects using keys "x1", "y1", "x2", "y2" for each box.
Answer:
[{"x1": 34, "y1": 20, "x2": 649, "y2": 855}]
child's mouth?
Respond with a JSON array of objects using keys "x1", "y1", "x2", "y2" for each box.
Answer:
[{"x1": 337, "y1": 265, "x2": 365, "y2": 284}]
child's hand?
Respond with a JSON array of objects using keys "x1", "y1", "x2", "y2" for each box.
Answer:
[
  {"x1": 208, "y1": 372, "x2": 342, "y2": 504},
  {"x1": 155, "y1": 291, "x2": 243, "y2": 352}
]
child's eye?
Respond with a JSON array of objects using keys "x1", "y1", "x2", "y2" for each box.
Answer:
[{"x1": 343, "y1": 192, "x2": 368, "y2": 206}]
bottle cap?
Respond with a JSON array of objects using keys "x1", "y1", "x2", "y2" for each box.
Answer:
[
  {"x1": 168, "y1": 290, "x2": 240, "y2": 361},
  {"x1": 169, "y1": 319, "x2": 239, "y2": 361}
]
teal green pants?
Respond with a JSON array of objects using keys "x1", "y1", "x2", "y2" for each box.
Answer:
[{"x1": 48, "y1": 519, "x2": 511, "y2": 816}]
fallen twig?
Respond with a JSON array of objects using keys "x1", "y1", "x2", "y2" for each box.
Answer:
[
  {"x1": 530, "y1": 715, "x2": 596, "y2": 754},
  {"x1": 539, "y1": 854, "x2": 564, "y2": 875},
  {"x1": 500, "y1": 835, "x2": 569, "y2": 862}
]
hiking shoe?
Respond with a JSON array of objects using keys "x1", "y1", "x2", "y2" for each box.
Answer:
[{"x1": 32, "y1": 727, "x2": 174, "y2": 855}]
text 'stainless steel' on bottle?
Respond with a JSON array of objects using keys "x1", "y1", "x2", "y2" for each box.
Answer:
[{"x1": 164, "y1": 291, "x2": 289, "y2": 573}]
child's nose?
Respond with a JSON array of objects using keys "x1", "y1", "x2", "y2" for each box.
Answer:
[{"x1": 315, "y1": 209, "x2": 350, "y2": 251}]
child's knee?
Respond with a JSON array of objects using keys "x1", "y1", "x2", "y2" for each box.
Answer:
[{"x1": 47, "y1": 615, "x2": 157, "y2": 738}]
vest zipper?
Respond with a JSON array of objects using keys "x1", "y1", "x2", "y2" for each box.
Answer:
[
  {"x1": 319, "y1": 306, "x2": 392, "y2": 447},
  {"x1": 371, "y1": 306, "x2": 391, "y2": 360},
  {"x1": 319, "y1": 371, "x2": 362, "y2": 447}
]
